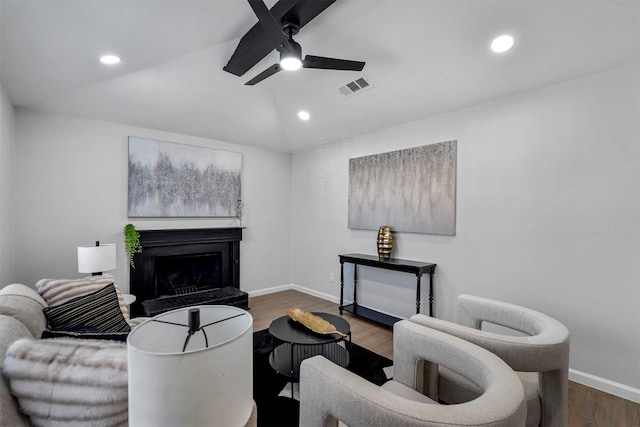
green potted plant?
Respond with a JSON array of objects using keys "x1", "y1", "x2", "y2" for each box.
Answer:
[{"x1": 124, "y1": 224, "x2": 142, "y2": 268}]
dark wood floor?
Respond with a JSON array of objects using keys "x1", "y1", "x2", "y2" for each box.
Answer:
[{"x1": 249, "y1": 289, "x2": 640, "y2": 427}]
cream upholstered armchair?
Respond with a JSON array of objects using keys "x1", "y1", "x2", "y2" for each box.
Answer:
[
  {"x1": 410, "y1": 294, "x2": 570, "y2": 427},
  {"x1": 299, "y1": 320, "x2": 526, "y2": 427}
]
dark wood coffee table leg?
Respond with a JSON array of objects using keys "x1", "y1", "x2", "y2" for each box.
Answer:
[{"x1": 290, "y1": 342, "x2": 295, "y2": 398}]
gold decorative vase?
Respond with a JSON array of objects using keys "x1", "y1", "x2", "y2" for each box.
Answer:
[{"x1": 376, "y1": 226, "x2": 393, "y2": 260}]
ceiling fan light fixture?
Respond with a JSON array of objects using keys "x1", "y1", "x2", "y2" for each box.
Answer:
[
  {"x1": 280, "y1": 40, "x2": 303, "y2": 71},
  {"x1": 280, "y1": 56, "x2": 302, "y2": 71}
]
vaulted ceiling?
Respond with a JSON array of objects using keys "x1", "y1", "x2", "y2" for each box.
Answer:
[{"x1": 1, "y1": 0, "x2": 638, "y2": 153}]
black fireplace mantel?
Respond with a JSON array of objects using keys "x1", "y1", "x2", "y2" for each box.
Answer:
[
  {"x1": 129, "y1": 227, "x2": 243, "y2": 316},
  {"x1": 133, "y1": 227, "x2": 243, "y2": 248}
]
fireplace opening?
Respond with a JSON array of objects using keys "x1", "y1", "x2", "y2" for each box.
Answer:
[
  {"x1": 155, "y1": 253, "x2": 222, "y2": 298},
  {"x1": 129, "y1": 228, "x2": 247, "y2": 317}
]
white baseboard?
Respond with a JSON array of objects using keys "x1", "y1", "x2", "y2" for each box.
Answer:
[
  {"x1": 290, "y1": 284, "x2": 340, "y2": 305},
  {"x1": 569, "y1": 369, "x2": 640, "y2": 403},
  {"x1": 246, "y1": 283, "x2": 341, "y2": 304},
  {"x1": 246, "y1": 284, "x2": 294, "y2": 298},
  {"x1": 247, "y1": 285, "x2": 640, "y2": 404}
]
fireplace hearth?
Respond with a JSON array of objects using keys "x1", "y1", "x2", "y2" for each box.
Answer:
[{"x1": 129, "y1": 228, "x2": 248, "y2": 316}]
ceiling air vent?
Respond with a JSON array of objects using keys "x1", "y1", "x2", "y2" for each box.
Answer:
[{"x1": 339, "y1": 76, "x2": 373, "y2": 97}]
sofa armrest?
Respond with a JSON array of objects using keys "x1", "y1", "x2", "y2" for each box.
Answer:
[
  {"x1": 0, "y1": 317, "x2": 33, "y2": 426},
  {"x1": 0, "y1": 284, "x2": 48, "y2": 337}
]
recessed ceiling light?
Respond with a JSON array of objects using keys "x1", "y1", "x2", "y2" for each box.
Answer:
[
  {"x1": 298, "y1": 111, "x2": 310, "y2": 121},
  {"x1": 100, "y1": 55, "x2": 121, "y2": 65},
  {"x1": 491, "y1": 35, "x2": 515, "y2": 53}
]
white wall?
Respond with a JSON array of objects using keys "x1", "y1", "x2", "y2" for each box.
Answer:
[
  {"x1": 292, "y1": 63, "x2": 640, "y2": 396},
  {"x1": 0, "y1": 80, "x2": 15, "y2": 285},
  {"x1": 13, "y1": 110, "x2": 293, "y2": 294}
]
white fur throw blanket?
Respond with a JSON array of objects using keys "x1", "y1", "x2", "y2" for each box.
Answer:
[{"x1": 2, "y1": 338, "x2": 128, "y2": 427}]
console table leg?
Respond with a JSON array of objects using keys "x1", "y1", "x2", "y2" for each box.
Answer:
[
  {"x1": 353, "y1": 265, "x2": 358, "y2": 306},
  {"x1": 429, "y1": 271, "x2": 435, "y2": 317},
  {"x1": 290, "y1": 343, "x2": 295, "y2": 398},
  {"x1": 339, "y1": 262, "x2": 345, "y2": 315},
  {"x1": 416, "y1": 275, "x2": 422, "y2": 314}
]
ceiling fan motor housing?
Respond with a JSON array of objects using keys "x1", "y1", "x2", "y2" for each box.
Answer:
[{"x1": 281, "y1": 16, "x2": 300, "y2": 37}]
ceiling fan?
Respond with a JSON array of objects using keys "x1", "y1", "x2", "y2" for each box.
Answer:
[{"x1": 224, "y1": 0, "x2": 365, "y2": 86}]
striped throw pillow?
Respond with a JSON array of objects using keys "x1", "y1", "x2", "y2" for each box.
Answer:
[
  {"x1": 43, "y1": 284, "x2": 131, "y2": 333},
  {"x1": 36, "y1": 273, "x2": 129, "y2": 320}
]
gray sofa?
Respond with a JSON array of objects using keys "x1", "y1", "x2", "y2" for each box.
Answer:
[
  {"x1": 0, "y1": 283, "x2": 146, "y2": 426},
  {"x1": 0, "y1": 282, "x2": 151, "y2": 426},
  {"x1": 0, "y1": 283, "x2": 258, "y2": 427}
]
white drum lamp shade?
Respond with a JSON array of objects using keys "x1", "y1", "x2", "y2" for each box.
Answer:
[
  {"x1": 127, "y1": 305, "x2": 254, "y2": 427},
  {"x1": 77, "y1": 242, "x2": 116, "y2": 274}
]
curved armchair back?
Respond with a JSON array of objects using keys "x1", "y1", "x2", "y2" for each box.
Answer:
[
  {"x1": 411, "y1": 294, "x2": 570, "y2": 427},
  {"x1": 456, "y1": 295, "x2": 569, "y2": 372}
]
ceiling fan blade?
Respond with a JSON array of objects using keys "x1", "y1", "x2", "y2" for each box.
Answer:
[
  {"x1": 223, "y1": 26, "x2": 278, "y2": 77},
  {"x1": 303, "y1": 55, "x2": 365, "y2": 71},
  {"x1": 286, "y1": 0, "x2": 336, "y2": 28},
  {"x1": 247, "y1": 0, "x2": 294, "y2": 54},
  {"x1": 245, "y1": 64, "x2": 282, "y2": 85}
]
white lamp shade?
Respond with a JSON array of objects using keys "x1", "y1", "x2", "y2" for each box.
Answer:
[
  {"x1": 127, "y1": 305, "x2": 253, "y2": 427},
  {"x1": 77, "y1": 243, "x2": 116, "y2": 274}
]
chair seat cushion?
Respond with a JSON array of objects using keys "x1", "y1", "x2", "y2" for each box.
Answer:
[
  {"x1": 381, "y1": 380, "x2": 437, "y2": 404},
  {"x1": 439, "y1": 366, "x2": 540, "y2": 426}
]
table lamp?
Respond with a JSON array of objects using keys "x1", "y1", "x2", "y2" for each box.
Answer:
[
  {"x1": 77, "y1": 241, "x2": 116, "y2": 276},
  {"x1": 127, "y1": 305, "x2": 254, "y2": 427}
]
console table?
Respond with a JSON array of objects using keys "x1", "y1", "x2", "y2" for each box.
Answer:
[{"x1": 339, "y1": 253, "x2": 436, "y2": 327}]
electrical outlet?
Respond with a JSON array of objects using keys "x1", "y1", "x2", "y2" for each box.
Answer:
[{"x1": 329, "y1": 273, "x2": 335, "y2": 283}]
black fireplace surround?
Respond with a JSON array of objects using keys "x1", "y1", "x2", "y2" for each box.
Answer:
[{"x1": 129, "y1": 228, "x2": 248, "y2": 317}]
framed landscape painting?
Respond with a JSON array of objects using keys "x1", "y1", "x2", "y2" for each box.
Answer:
[
  {"x1": 348, "y1": 140, "x2": 457, "y2": 235},
  {"x1": 128, "y1": 136, "x2": 241, "y2": 217}
]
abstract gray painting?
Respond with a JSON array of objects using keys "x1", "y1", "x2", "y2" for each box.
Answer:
[
  {"x1": 348, "y1": 141, "x2": 456, "y2": 235},
  {"x1": 128, "y1": 137, "x2": 241, "y2": 217}
]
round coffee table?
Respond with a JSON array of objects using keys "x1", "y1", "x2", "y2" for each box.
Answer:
[{"x1": 268, "y1": 312, "x2": 351, "y2": 396}]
